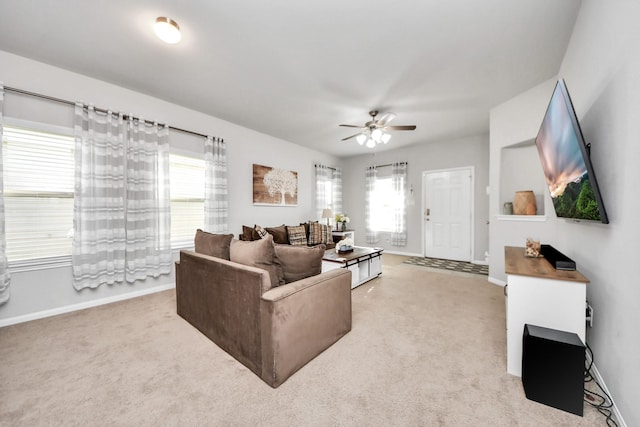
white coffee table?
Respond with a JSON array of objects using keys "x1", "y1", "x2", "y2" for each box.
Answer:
[{"x1": 322, "y1": 246, "x2": 383, "y2": 289}]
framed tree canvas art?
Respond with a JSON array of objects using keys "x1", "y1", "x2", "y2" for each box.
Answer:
[{"x1": 253, "y1": 164, "x2": 298, "y2": 206}]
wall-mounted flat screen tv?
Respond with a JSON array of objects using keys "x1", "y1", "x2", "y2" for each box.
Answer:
[{"x1": 534, "y1": 79, "x2": 609, "y2": 223}]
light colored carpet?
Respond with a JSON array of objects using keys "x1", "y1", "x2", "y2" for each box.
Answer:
[{"x1": 0, "y1": 255, "x2": 604, "y2": 426}]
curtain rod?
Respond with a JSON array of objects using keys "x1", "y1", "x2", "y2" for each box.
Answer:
[
  {"x1": 314, "y1": 163, "x2": 337, "y2": 171},
  {"x1": 3, "y1": 85, "x2": 217, "y2": 140},
  {"x1": 369, "y1": 161, "x2": 408, "y2": 169}
]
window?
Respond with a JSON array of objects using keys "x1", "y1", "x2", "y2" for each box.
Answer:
[
  {"x1": 169, "y1": 153, "x2": 204, "y2": 247},
  {"x1": 370, "y1": 176, "x2": 404, "y2": 232},
  {"x1": 322, "y1": 180, "x2": 334, "y2": 210},
  {"x1": 2, "y1": 124, "x2": 206, "y2": 263},
  {"x1": 2, "y1": 124, "x2": 75, "y2": 263}
]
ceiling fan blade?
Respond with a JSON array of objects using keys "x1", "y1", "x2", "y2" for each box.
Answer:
[
  {"x1": 376, "y1": 112, "x2": 396, "y2": 126},
  {"x1": 341, "y1": 133, "x2": 363, "y2": 141},
  {"x1": 383, "y1": 125, "x2": 416, "y2": 131},
  {"x1": 339, "y1": 124, "x2": 364, "y2": 128}
]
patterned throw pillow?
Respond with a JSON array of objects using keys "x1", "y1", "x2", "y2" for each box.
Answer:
[
  {"x1": 254, "y1": 225, "x2": 268, "y2": 239},
  {"x1": 287, "y1": 225, "x2": 308, "y2": 246},
  {"x1": 308, "y1": 221, "x2": 331, "y2": 246}
]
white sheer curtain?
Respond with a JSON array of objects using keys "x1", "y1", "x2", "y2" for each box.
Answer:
[
  {"x1": 124, "y1": 117, "x2": 172, "y2": 282},
  {"x1": 365, "y1": 166, "x2": 379, "y2": 244},
  {"x1": 0, "y1": 85, "x2": 10, "y2": 305},
  {"x1": 332, "y1": 167, "x2": 343, "y2": 221},
  {"x1": 391, "y1": 161, "x2": 408, "y2": 246},
  {"x1": 72, "y1": 105, "x2": 127, "y2": 290},
  {"x1": 315, "y1": 164, "x2": 343, "y2": 224},
  {"x1": 72, "y1": 104, "x2": 171, "y2": 290},
  {"x1": 315, "y1": 164, "x2": 331, "y2": 221},
  {"x1": 204, "y1": 136, "x2": 228, "y2": 233}
]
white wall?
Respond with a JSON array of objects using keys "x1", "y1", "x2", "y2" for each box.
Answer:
[
  {"x1": 0, "y1": 50, "x2": 338, "y2": 324},
  {"x1": 340, "y1": 134, "x2": 490, "y2": 260},
  {"x1": 490, "y1": 1, "x2": 640, "y2": 424},
  {"x1": 489, "y1": 79, "x2": 560, "y2": 282}
]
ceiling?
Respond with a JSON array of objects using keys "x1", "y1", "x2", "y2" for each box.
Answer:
[{"x1": 0, "y1": 1, "x2": 582, "y2": 157}]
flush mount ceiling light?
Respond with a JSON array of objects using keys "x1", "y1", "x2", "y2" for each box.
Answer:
[{"x1": 154, "y1": 17, "x2": 181, "y2": 44}]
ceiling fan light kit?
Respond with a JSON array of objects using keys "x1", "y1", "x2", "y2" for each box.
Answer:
[{"x1": 339, "y1": 110, "x2": 416, "y2": 149}]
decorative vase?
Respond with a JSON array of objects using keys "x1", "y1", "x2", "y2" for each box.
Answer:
[
  {"x1": 513, "y1": 190, "x2": 536, "y2": 215},
  {"x1": 341, "y1": 222, "x2": 346, "y2": 231}
]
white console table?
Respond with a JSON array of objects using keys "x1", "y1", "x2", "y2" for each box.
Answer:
[{"x1": 504, "y1": 246, "x2": 589, "y2": 376}]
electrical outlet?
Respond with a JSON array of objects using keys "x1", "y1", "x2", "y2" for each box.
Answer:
[{"x1": 586, "y1": 302, "x2": 594, "y2": 327}]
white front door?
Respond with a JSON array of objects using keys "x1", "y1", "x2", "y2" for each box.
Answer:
[{"x1": 423, "y1": 167, "x2": 473, "y2": 261}]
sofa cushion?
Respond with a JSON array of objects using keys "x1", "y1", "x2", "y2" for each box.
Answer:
[
  {"x1": 230, "y1": 234, "x2": 284, "y2": 287},
  {"x1": 194, "y1": 229, "x2": 233, "y2": 260},
  {"x1": 266, "y1": 224, "x2": 289, "y2": 244},
  {"x1": 308, "y1": 221, "x2": 331, "y2": 246},
  {"x1": 274, "y1": 244, "x2": 325, "y2": 283},
  {"x1": 241, "y1": 225, "x2": 260, "y2": 241},
  {"x1": 287, "y1": 225, "x2": 308, "y2": 246}
]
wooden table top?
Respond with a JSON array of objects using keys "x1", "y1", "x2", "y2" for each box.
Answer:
[
  {"x1": 323, "y1": 246, "x2": 382, "y2": 263},
  {"x1": 504, "y1": 246, "x2": 589, "y2": 283}
]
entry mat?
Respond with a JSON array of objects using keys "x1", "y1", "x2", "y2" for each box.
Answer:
[{"x1": 403, "y1": 256, "x2": 488, "y2": 276}]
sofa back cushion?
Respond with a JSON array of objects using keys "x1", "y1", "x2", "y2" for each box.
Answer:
[
  {"x1": 266, "y1": 225, "x2": 289, "y2": 244},
  {"x1": 194, "y1": 229, "x2": 234, "y2": 260},
  {"x1": 274, "y1": 244, "x2": 325, "y2": 283},
  {"x1": 230, "y1": 234, "x2": 284, "y2": 288},
  {"x1": 241, "y1": 225, "x2": 260, "y2": 241}
]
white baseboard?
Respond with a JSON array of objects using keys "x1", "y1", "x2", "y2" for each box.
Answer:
[
  {"x1": 488, "y1": 276, "x2": 506, "y2": 287},
  {"x1": 586, "y1": 350, "x2": 627, "y2": 427},
  {"x1": 382, "y1": 250, "x2": 423, "y2": 257},
  {"x1": 0, "y1": 283, "x2": 175, "y2": 328}
]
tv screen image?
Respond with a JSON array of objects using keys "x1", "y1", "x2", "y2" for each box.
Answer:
[{"x1": 534, "y1": 79, "x2": 609, "y2": 223}]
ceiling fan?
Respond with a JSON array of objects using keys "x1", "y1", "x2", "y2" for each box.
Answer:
[{"x1": 339, "y1": 110, "x2": 416, "y2": 148}]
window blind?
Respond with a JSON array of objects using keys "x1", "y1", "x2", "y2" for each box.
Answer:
[
  {"x1": 169, "y1": 153, "x2": 205, "y2": 246},
  {"x1": 2, "y1": 126, "x2": 75, "y2": 262}
]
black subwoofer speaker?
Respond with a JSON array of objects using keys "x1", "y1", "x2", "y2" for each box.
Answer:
[{"x1": 522, "y1": 324, "x2": 585, "y2": 416}]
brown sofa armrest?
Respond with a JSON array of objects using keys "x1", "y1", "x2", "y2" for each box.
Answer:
[
  {"x1": 176, "y1": 250, "x2": 271, "y2": 376},
  {"x1": 259, "y1": 268, "x2": 352, "y2": 387}
]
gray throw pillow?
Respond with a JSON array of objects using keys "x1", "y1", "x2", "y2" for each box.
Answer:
[
  {"x1": 194, "y1": 229, "x2": 233, "y2": 260},
  {"x1": 274, "y1": 244, "x2": 325, "y2": 283},
  {"x1": 230, "y1": 234, "x2": 284, "y2": 287}
]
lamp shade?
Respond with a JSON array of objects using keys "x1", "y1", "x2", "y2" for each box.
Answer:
[{"x1": 322, "y1": 208, "x2": 333, "y2": 219}]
